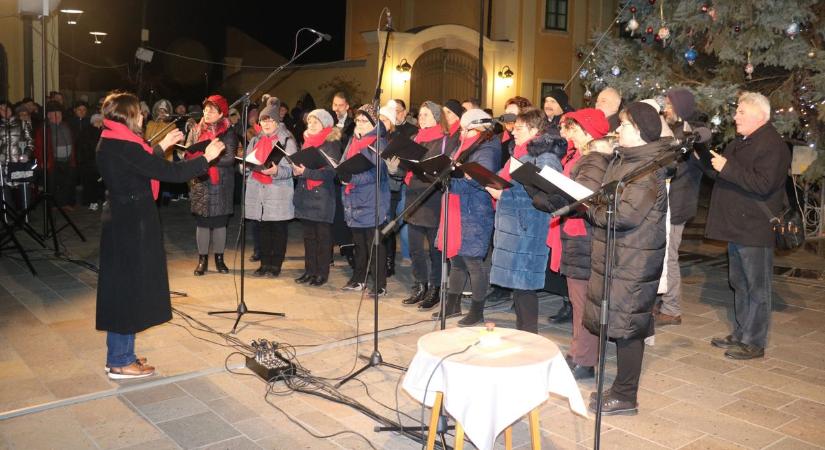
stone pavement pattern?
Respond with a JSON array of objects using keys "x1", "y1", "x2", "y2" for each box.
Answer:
[{"x1": 1, "y1": 202, "x2": 824, "y2": 449}]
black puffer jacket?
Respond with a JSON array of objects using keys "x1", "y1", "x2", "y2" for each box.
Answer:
[
  {"x1": 186, "y1": 120, "x2": 238, "y2": 218},
  {"x1": 559, "y1": 150, "x2": 610, "y2": 280},
  {"x1": 293, "y1": 130, "x2": 343, "y2": 223},
  {"x1": 584, "y1": 139, "x2": 672, "y2": 340}
]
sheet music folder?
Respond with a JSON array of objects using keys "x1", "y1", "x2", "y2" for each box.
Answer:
[
  {"x1": 289, "y1": 147, "x2": 331, "y2": 170},
  {"x1": 335, "y1": 153, "x2": 374, "y2": 177},
  {"x1": 381, "y1": 137, "x2": 430, "y2": 161},
  {"x1": 508, "y1": 158, "x2": 591, "y2": 204},
  {"x1": 459, "y1": 162, "x2": 512, "y2": 190}
]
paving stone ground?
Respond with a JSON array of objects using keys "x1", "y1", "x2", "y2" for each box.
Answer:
[{"x1": 1, "y1": 200, "x2": 824, "y2": 449}]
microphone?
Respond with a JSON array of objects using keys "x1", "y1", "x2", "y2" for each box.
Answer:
[
  {"x1": 498, "y1": 113, "x2": 517, "y2": 123},
  {"x1": 307, "y1": 28, "x2": 332, "y2": 41}
]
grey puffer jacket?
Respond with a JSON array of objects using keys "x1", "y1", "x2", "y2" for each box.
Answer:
[{"x1": 244, "y1": 124, "x2": 297, "y2": 222}]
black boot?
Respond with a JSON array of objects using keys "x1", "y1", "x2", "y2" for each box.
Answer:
[
  {"x1": 194, "y1": 255, "x2": 208, "y2": 276},
  {"x1": 402, "y1": 282, "x2": 427, "y2": 307},
  {"x1": 458, "y1": 300, "x2": 485, "y2": 327},
  {"x1": 549, "y1": 297, "x2": 572, "y2": 323},
  {"x1": 417, "y1": 286, "x2": 441, "y2": 311},
  {"x1": 214, "y1": 253, "x2": 229, "y2": 274},
  {"x1": 432, "y1": 293, "x2": 462, "y2": 320},
  {"x1": 340, "y1": 245, "x2": 355, "y2": 269}
]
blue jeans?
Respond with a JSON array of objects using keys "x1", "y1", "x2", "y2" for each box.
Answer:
[
  {"x1": 106, "y1": 332, "x2": 136, "y2": 367},
  {"x1": 728, "y1": 243, "x2": 773, "y2": 349}
]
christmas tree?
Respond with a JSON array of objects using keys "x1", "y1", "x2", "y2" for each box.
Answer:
[{"x1": 578, "y1": 0, "x2": 825, "y2": 180}]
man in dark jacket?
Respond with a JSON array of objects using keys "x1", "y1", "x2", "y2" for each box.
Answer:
[
  {"x1": 707, "y1": 92, "x2": 791, "y2": 360},
  {"x1": 655, "y1": 88, "x2": 707, "y2": 326},
  {"x1": 330, "y1": 92, "x2": 355, "y2": 145}
]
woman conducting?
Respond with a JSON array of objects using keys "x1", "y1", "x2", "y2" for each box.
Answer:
[{"x1": 97, "y1": 91, "x2": 225, "y2": 379}]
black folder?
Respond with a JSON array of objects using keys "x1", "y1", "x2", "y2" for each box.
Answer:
[
  {"x1": 290, "y1": 147, "x2": 334, "y2": 170},
  {"x1": 335, "y1": 153, "x2": 374, "y2": 177},
  {"x1": 509, "y1": 160, "x2": 576, "y2": 203},
  {"x1": 175, "y1": 139, "x2": 211, "y2": 154},
  {"x1": 380, "y1": 137, "x2": 430, "y2": 161},
  {"x1": 235, "y1": 141, "x2": 292, "y2": 170},
  {"x1": 459, "y1": 162, "x2": 512, "y2": 190}
]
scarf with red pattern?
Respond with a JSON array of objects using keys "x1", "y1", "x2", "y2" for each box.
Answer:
[
  {"x1": 186, "y1": 118, "x2": 230, "y2": 185},
  {"x1": 448, "y1": 121, "x2": 460, "y2": 138},
  {"x1": 436, "y1": 133, "x2": 482, "y2": 258},
  {"x1": 101, "y1": 119, "x2": 160, "y2": 200},
  {"x1": 343, "y1": 134, "x2": 377, "y2": 195},
  {"x1": 251, "y1": 133, "x2": 276, "y2": 185},
  {"x1": 403, "y1": 126, "x2": 444, "y2": 185},
  {"x1": 501, "y1": 129, "x2": 511, "y2": 144},
  {"x1": 499, "y1": 134, "x2": 537, "y2": 182},
  {"x1": 301, "y1": 127, "x2": 334, "y2": 191}
]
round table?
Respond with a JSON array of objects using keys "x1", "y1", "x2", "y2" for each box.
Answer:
[{"x1": 402, "y1": 326, "x2": 588, "y2": 450}]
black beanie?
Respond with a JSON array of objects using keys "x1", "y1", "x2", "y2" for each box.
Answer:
[
  {"x1": 625, "y1": 102, "x2": 662, "y2": 143},
  {"x1": 545, "y1": 89, "x2": 572, "y2": 112},
  {"x1": 444, "y1": 99, "x2": 464, "y2": 118}
]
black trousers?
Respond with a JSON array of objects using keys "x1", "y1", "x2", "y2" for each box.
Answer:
[
  {"x1": 408, "y1": 224, "x2": 441, "y2": 285},
  {"x1": 612, "y1": 337, "x2": 645, "y2": 403},
  {"x1": 351, "y1": 225, "x2": 387, "y2": 290},
  {"x1": 302, "y1": 219, "x2": 332, "y2": 278},
  {"x1": 52, "y1": 162, "x2": 76, "y2": 207},
  {"x1": 513, "y1": 289, "x2": 539, "y2": 334},
  {"x1": 447, "y1": 255, "x2": 488, "y2": 303},
  {"x1": 258, "y1": 220, "x2": 288, "y2": 269}
]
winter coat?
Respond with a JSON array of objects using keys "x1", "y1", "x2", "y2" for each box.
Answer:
[
  {"x1": 96, "y1": 137, "x2": 208, "y2": 334},
  {"x1": 584, "y1": 139, "x2": 671, "y2": 340},
  {"x1": 705, "y1": 123, "x2": 791, "y2": 247},
  {"x1": 449, "y1": 135, "x2": 501, "y2": 258},
  {"x1": 490, "y1": 132, "x2": 565, "y2": 290},
  {"x1": 560, "y1": 151, "x2": 610, "y2": 280},
  {"x1": 404, "y1": 135, "x2": 449, "y2": 228},
  {"x1": 244, "y1": 124, "x2": 297, "y2": 222},
  {"x1": 186, "y1": 122, "x2": 238, "y2": 218},
  {"x1": 340, "y1": 129, "x2": 391, "y2": 228},
  {"x1": 294, "y1": 131, "x2": 343, "y2": 223},
  {"x1": 34, "y1": 122, "x2": 75, "y2": 171}
]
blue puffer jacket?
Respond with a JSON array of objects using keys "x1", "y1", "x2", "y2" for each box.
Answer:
[
  {"x1": 340, "y1": 128, "x2": 390, "y2": 228},
  {"x1": 490, "y1": 132, "x2": 566, "y2": 290},
  {"x1": 450, "y1": 135, "x2": 501, "y2": 258}
]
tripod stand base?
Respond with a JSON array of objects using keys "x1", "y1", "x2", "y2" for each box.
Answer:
[
  {"x1": 208, "y1": 300, "x2": 285, "y2": 334},
  {"x1": 335, "y1": 350, "x2": 406, "y2": 388}
]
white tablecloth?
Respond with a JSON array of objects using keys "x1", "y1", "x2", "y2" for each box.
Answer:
[{"x1": 402, "y1": 327, "x2": 588, "y2": 450}]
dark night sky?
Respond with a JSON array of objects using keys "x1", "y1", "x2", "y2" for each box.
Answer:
[{"x1": 57, "y1": 0, "x2": 346, "y2": 102}]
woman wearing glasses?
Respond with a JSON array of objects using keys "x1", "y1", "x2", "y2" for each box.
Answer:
[
  {"x1": 184, "y1": 94, "x2": 239, "y2": 276},
  {"x1": 244, "y1": 97, "x2": 296, "y2": 277}
]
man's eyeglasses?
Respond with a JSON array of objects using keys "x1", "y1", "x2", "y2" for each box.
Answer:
[{"x1": 259, "y1": 117, "x2": 276, "y2": 124}]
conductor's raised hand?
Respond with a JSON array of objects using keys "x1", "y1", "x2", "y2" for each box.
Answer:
[
  {"x1": 159, "y1": 129, "x2": 184, "y2": 149},
  {"x1": 203, "y1": 139, "x2": 226, "y2": 162}
]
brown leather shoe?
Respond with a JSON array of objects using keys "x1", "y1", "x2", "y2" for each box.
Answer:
[
  {"x1": 105, "y1": 356, "x2": 147, "y2": 373},
  {"x1": 107, "y1": 361, "x2": 155, "y2": 380},
  {"x1": 654, "y1": 312, "x2": 682, "y2": 326}
]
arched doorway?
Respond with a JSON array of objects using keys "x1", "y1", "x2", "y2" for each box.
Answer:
[{"x1": 409, "y1": 48, "x2": 484, "y2": 109}]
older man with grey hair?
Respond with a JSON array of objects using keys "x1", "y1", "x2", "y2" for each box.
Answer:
[
  {"x1": 595, "y1": 87, "x2": 622, "y2": 130},
  {"x1": 706, "y1": 91, "x2": 790, "y2": 360}
]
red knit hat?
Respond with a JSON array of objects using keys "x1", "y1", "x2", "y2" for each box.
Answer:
[
  {"x1": 562, "y1": 108, "x2": 609, "y2": 139},
  {"x1": 203, "y1": 94, "x2": 229, "y2": 117}
]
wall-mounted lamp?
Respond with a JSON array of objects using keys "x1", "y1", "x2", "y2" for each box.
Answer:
[
  {"x1": 497, "y1": 65, "x2": 514, "y2": 88},
  {"x1": 60, "y1": 8, "x2": 83, "y2": 25},
  {"x1": 89, "y1": 31, "x2": 107, "y2": 45},
  {"x1": 395, "y1": 58, "x2": 412, "y2": 82}
]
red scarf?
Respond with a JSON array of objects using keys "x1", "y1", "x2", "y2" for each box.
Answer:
[
  {"x1": 499, "y1": 134, "x2": 537, "y2": 182},
  {"x1": 301, "y1": 127, "x2": 334, "y2": 191},
  {"x1": 404, "y1": 126, "x2": 444, "y2": 185},
  {"x1": 186, "y1": 118, "x2": 230, "y2": 185},
  {"x1": 101, "y1": 119, "x2": 160, "y2": 200},
  {"x1": 343, "y1": 134, "x2": 377, "y2": 195},
  {"x1": 251, "y1": 133, "x2": 276, "y2": 185},
  {"x1": 501, "y1": 129, "x2": 511, "y2": 144},
  {"x1": 435, "y1": 133, "x2": 482, "y2": 258},
  {"x1": 547, "y1": 146, "x2": 586, "y2": 272},
  {"x1": 448, "y1": 121, "x2": 460, "y2": 137}
]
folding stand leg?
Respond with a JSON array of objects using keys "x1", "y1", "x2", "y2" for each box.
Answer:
[
  {"x1": 455, "y1": 421, "x2": 465, "y2": 450},
  {"x1": 426, "y1": 392, "x2": 443, "y2": 450},
  {"x1": 528, "y1": 407, "x2": 541, "y2": 450},
  {"x1": 505, "y1": 427, "x2": 513, "y2": 450}
]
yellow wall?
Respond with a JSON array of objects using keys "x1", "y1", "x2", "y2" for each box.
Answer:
[{"x1": 0, "y1": 4, "x2": 26, "y2": 101}]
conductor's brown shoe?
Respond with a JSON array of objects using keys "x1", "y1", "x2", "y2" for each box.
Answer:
[
  {"x1": 108, "y1": 361, "x2": 155, "y2": 380},
  {"x1": 654, "y1": 312, "x2": 682, "y2": 326}
]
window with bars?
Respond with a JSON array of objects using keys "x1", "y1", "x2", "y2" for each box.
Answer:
[{"x1": 544, "y1": 0, "x2": 568, "y2": 31}]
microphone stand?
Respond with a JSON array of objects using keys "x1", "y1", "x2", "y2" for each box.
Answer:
[
  {"x1": 335, "y1": 19, "x2": 406, "y2": 388},
  {"x1": 208, "y1": 32, "x2": 325, "y2": 333}
]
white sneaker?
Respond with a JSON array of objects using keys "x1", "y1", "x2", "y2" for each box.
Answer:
[{"x1": 89, "y1": 203, "x2": 98, "y2": 211}]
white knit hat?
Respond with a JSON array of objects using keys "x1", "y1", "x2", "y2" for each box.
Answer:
[
  {"x1": 378, "y1": 100, "x2": 398, "y2": 123},
  {"x1": 459, "y1": 108, "x2": 493, "y2": 130}
]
